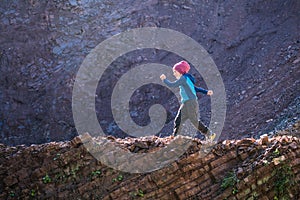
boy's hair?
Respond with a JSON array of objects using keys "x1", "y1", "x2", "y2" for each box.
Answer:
[{"x1": 173, "y1": 61, "x2": 190, "y2": 74}]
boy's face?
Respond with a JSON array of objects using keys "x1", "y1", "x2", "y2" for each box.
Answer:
[{"x1": 173, "y1": 69, "x2": 182, "y2": 79}]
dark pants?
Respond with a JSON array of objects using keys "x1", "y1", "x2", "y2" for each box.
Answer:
[{"x1": 173, "y1": 99, "x2": 208, "y2": 136}]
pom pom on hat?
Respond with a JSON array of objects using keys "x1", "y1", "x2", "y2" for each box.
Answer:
[{"x1": 173, "y1": 61, "x2": 190, "y2": 74}]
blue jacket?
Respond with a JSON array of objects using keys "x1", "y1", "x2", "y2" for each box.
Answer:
[{"x1": 163, "y1": 73, "x2": 208, "y2": 103}]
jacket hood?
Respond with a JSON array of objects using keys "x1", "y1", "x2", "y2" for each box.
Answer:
[{"x1": 183, "y1": 73, "x2": 195, "y2": 84}]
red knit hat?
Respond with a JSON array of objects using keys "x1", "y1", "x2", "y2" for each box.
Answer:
[{"x1": 173, "y1": 61, "x2": 190, "y2": 74}]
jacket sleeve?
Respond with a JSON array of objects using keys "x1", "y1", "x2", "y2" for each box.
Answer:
[
  {"x1": 194, "y1": 86, "x2": 208, "y2": 94},
  {"x1": 163, "y1": 76, "x2": 185, "y2": 88}
]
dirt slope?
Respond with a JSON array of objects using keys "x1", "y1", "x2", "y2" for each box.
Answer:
[{"x1": 0, "y1": 0, "x2": 299, "y2": 145}]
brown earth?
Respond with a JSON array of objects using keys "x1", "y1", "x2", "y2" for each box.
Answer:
[
  {"x1": 0, "y1": 121, "x2": 299, "y2": 199},
  {"x1": 0, "y1": 0, "x2": 299, "y2": 145}
]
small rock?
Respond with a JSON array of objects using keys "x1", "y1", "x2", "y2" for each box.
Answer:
[
  {"x1": 237, "y1": 167, "x2": 244, "y2": 179},
  {"x1": 273, "y1": 155, "x2": 285, "y2": 165},
  {"x1": 4, "y1": 175, "x2": 18, "y2": 186},
  {"x1": 69, "y1": 0, "x2": 78, "y2": 6},
  {"x1": 266, "y1": 119, "x2": 273, "y2": 123},
  {"x1": 182, "y1": 5, "x2": 192, "y2": 10},
  {"x1": 70, "y1": 136, "x2": 82, "y2": 147},
  {"x1": 289, "y1": 141, "x2": 298, "y2": 150},
  {"x1": 80, "y1": 132, "x2": 93, "y2": 144},
  {"x1": 259, "y1": 134, "x2": 269, "y2": 145},
  {"x1": 293, "y1": 58, "x2": 300, "y2": 64}
]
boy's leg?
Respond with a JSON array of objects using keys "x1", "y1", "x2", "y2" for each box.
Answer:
[
  {"x1": 185, "y1": 100, "x2": 205, "y2": 136},
  {"x1": 173, "y1": 104, "x2": 187, "y2": 136},
  {"x1": 186, "y1": 100, "x2": 215, "y2": 141},
  {"x1": 197, "y1": 120, "x2": 209, "y2": 134},
  {"x1": 173, "y1": 109, "x2": 181, "y2": 136},
  {"x1": 197, "y1": 120, "x2": 216, "y2": 141}
]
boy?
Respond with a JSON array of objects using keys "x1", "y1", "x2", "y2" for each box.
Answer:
[{"x1": 160, "y1": 61, "x2": 216, "y2": 141}]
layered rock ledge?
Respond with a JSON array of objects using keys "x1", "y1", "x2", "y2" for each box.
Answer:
[{"x1": 0, "y1": 122, "x2": 299, "y2": 199}]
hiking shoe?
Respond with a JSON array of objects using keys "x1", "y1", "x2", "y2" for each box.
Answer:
[{"x1": 206, "y1": 132, "x2": 216, "y2": 142}]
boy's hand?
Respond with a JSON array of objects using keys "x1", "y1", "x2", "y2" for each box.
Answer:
[
  {"x1": 160, "y1": 74, "x2": 166, "y2": 80},
  {"x1": 207, "y1": 90, "x2": 213, "y2": 96}
]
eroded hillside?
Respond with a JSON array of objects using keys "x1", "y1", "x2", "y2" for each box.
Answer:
[{"x1": 0, "y1": 0, "x2": 299, "y2": 145}]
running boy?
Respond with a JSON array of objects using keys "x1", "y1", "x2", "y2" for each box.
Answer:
[{"x1": 160, "y1": 61, "x2": 216, "y2": 141}]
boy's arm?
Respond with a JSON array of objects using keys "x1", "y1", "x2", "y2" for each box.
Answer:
[
  {"x1": 163, "y1": 76, "x2": 185, "y2": 88},
  {"x1": 194, "y1": 86, "x2": 208, "y2": 94}
]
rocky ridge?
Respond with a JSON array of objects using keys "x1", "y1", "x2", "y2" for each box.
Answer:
[{"x1": 0, "y1": 122, "x2": 299, "y2": 199}]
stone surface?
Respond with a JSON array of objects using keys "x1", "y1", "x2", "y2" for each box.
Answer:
[{"x1": 0, "y1": 123, "x2": 299, "y2": 199}]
